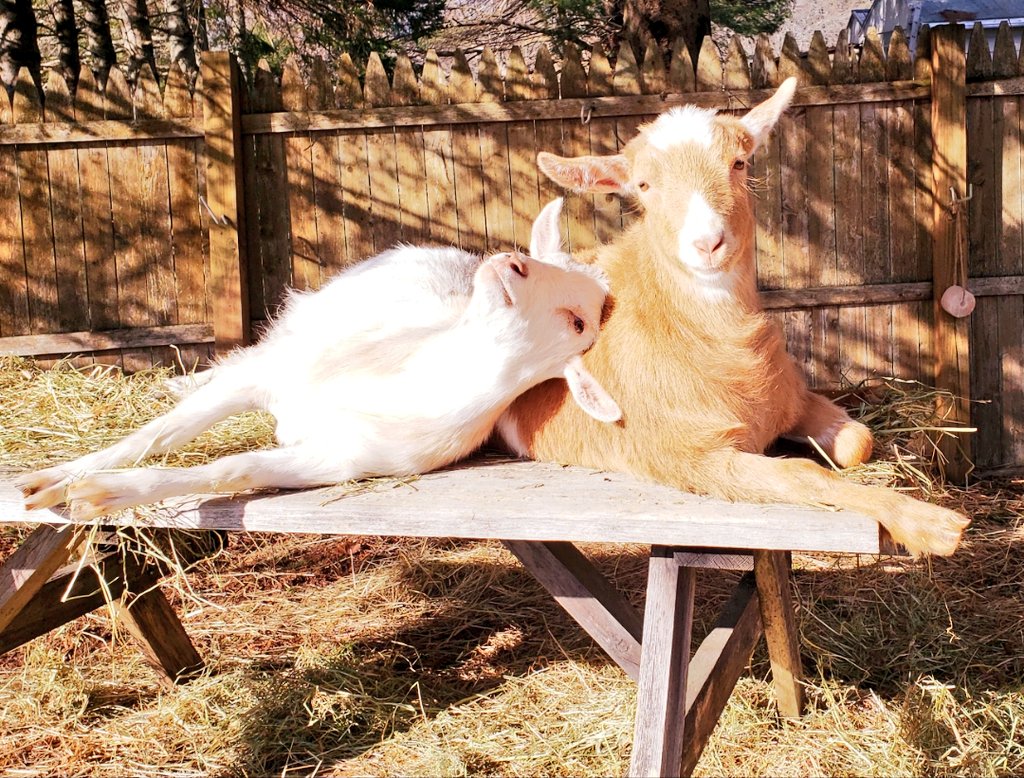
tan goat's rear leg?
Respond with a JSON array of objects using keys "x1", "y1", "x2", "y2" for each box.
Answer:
[
  {"x1": 707, "y1": 450, "x2": 969, "y2": 557},
  {"x1": 783, "y1": 391, "x2": 874, "y2": 468}
]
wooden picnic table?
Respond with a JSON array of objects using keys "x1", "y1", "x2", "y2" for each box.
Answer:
[{"x1": 0, "y1": 458, "x2": 891, "y2": 777}]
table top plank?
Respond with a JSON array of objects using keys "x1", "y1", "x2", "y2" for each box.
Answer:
[{"x1": 0, "y1": 459, "x2": 887, "y2": 554}]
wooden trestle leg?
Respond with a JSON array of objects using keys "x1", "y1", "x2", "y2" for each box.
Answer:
[
  {"x1": 503, "y1": 540, "x2": 643, "y2": 679},
  {"x1": 629, "y1": 546, "x2": 696, "y2": 777},
  {"x1": 0, "y1": 524, "x2": 86, "y2": 634},
  {"x1": 753, "y1": 550, "x2": 805, "y2": 717}
]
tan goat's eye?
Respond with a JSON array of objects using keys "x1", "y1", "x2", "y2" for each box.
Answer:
[
  {"x1": 637, "y1": 181, "x2": 650, "y2": 191},
  {"x1": 732, "y1": 159, "x2": 746, "y2": 171}
]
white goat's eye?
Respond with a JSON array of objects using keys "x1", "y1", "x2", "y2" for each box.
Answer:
[
  {"x1": 637, "y1": 181, "x2": 650, "y2": 192},
  {"x1": 572, "y1": 315, "x2": 585, "y2": 334},
  {"x1": 732, "y1": 159, "x2": 746, "y2": 171}
]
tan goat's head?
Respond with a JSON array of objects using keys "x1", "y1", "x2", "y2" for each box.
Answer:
[{"x1": 537, "y1": 78, "x2": 797, "y2": 297}]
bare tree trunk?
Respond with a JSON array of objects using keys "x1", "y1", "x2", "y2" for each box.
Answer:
[
  {"x1": 0, "y1": 0, "x2": 42, "y2": 94},
  {"x1": 605, "y1": 0, "x2": 710, "y2": 68},
  {"x1": 81, "y1": 0, "x2": 117, "y2": 87},
  {"x1": 50, "y1": 0, "x2": 79, "y2": 90},
  {"x1": 165, "y1": 0, "x2": 199, "y2": 82},
  {"x1": 195, "y1": 0, "x2": 210, "y2": 52},
  {"x1": 114, "y1": 0, "x2": 159, "y2": 83}
]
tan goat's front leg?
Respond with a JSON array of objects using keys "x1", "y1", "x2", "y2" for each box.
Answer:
[{"x1": 783, "y1": 391, "x2": 874, "y2": 468}]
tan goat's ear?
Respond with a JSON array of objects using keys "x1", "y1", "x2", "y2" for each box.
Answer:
[
  {"x1": 538, "y1": 151, "x2": 632, "y2": 194},
  {"x1": 740, "y1": 76, "x2": 797, "y2": 149},
  {"x1": 563, "y1": 356, "x2": 622, "y2": 423}
]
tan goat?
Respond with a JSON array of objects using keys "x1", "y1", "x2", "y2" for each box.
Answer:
[{"x1": 497, "y1": 79, "x2": 969, "y2": 557}]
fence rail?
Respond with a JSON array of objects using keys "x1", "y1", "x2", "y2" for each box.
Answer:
[{"x1": 1, "y1": 23, "x2": 1023, "y2": 471}]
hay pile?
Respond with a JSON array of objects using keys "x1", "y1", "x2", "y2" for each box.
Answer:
[{"x1": 0, "y1": 357, "x2": 1022, "y2": 777}]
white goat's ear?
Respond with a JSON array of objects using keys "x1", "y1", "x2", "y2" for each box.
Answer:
[
  {"x1": 563, "y1": 356, "x2": 621, "y2": 423},
  {"x1": 740, "y1": 76, "x2": 797, "y2": 150},
  {"x1": 538, "y1": 151, "x2": 632, "y2": 195},
  {"x1": 530, "y1": 198, "x2": 564, "y2": 259}
]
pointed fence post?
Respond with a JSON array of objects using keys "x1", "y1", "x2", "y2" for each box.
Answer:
[
  {"x1": 929, "y1": 24, "x2": 972, "y2": 481},
  {"x1": 201, "y1": 51, "x2": 249, "y2": 354}
]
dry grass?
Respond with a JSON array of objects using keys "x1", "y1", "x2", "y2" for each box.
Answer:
[{"x1": 0, "y1": 357, "x2": 1022, "y2": 776}]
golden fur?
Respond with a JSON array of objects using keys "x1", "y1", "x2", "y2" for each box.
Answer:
[{"x1": 500, "y1": 83, "x2": 969, "y2": 557}]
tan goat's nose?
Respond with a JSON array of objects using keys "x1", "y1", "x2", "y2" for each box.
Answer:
[{"x1": 692, "y1": 232, "x2": 725, "y2": 258}]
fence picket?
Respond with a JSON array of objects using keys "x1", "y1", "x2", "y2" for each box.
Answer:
[
  {"x1": 0, "y1": 81, "x2": 29, "y2": 340},
  {"x1": 449, "y1": 51, "x2": 487, "y2": 250},
  {"x1": 642, "y1": 40, "x2": 666, "y2": 95},
  {"x1": 561, "y1": 43, "x2": 596, "y2": 252},
  {"x1": 533, "y1": 46, "x2": 564, "y2": 213},
  {"x1": 248, "y1": 61, "x2": 291, "y2": 318},
  {"x1": 505, "y1": 47, "x2": 541, "y2": 250},
  {"x1": 588, "y1": 43, "x2": 623, "y2": 243},
  {"x1": 887, "y1": 27, "x2": 924, "y2": 383},
  {"x1": 667, "y1": 36, "x2": 695, "y2": 93},
  {"x1": 14, "y1": 70, "x2": 59, "y2": 343},
  {"x1": 421, "y1": 51, "x2": 458, "y2": 246},
  {"x1": 364, "y1": 53, "x2": 402, "y2": 254},
  {"x1": 164, "y1": 64, "x2": 210, "y2": 371},
  {"x1": 478, "y1": 48, "x2": 515, "y2": 251},
  {"x1": 392, "y1": 55, "x2": 431, "y2": 246},
  {"x1": 281, "y1": 58, "x2": 320, "y2": 291},
  {"x1": 695, "y1": 36, "x2": 722, "y2": 92},
  {"x1": 723, "y1": 37, "x2": 750, "y2": 92},
  {"x1": 336, "y1": 54, "x2": 375, "y2": 265},
  {"x1": 44, "y1": 72, "x2": 89, "y2": 362}
]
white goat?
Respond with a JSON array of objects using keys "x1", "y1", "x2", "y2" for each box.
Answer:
[{"x1": 18, "y1": 199, "x2": 620, "y2": 519}]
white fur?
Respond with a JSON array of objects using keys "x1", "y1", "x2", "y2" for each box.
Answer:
[
  {"x1": 643, "y1": 105, "x2": 717, "y2": 151},
  {"x1": 18, "y1": 200, "x2": 621, "y2": 518}
]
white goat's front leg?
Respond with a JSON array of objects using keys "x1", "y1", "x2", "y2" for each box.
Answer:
[
  {"x1": 17, "y1": 369, "x2": 260, "y2": 510},
  {"x1": 67, "y1": 446, "x2": 358, "y2": 520}
]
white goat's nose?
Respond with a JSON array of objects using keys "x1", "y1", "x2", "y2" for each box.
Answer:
[
  {"x1": 692, "y1": 231, "x2": 725, "y2": 258},
  {"x1": 494, "y1": 252, "x2": 529, "y2": 278}
]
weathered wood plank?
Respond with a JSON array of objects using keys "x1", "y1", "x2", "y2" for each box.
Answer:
[
  {"x1": 449, "y1": 52, "x2": 487, "y2": 250},
  {"x1": 44, "y1": 73, "x2": 89, "y2": 336},
  {"x1": 113, "y1": 584, "x2": 203, "y2": 684},
  {"x1": 560, "y1": 44, "x2": 596, "y2": 253},
  {"x1": 930, "y1": 25, "x2": 972, "y2": 479},
  {"x1": 503, "y1": 540, "x2": 643, "y2": 680},
  {"x1": 629, "y1": 547, "x2": 695, "y2": 777},
  {"x1": 679, "y1": 572, "x2": 762, "y2": 777},
  {"x1": 165, "y1": 67, "x2": 211, "y2": 372},
  {"x1": 0, "y1": 544, "x2": 161, "y2": 655},
  {"x1": 504, "y1": 47, "x2": 542, "y2": 250},
  {"x1": 241, "y1": 82, "x2": 934, "y2": 136},
  {"x1": 0, "y1": 525, "x2": 86, "y2": 633},
  {"x1": 477, "y1": 48, "x2": 515, "y2": 252},
  {"x1": 0, "y1": 460, "x2": 887, "y2": 555},
  {"x1": 753, "y1": 550, "x2": 804, "y2": 717},
  {"x1": 364, "y1": 53, "x2": 402, "y2": 254},
  {"x1": 420, "y1": 51, "x2": 459, "y2": 247},
  {"x1": 0, "y1": 323, "x2": 213, "y2": 357},
  {"x1": 14, "y1": 70, "x2": 60, "y2": 338},
  {"x1": 281, "y1": 59, "x2": 321, "y2": 291},
  {"x1": 0, "y1": 117, "x2": 202, "y2": 146},
  {"x1": 201, "y1": 52, "x2": 250, "y2": 353},
  {"x1": 392, "y1": 55, "x2": 430, "y2": 246}
]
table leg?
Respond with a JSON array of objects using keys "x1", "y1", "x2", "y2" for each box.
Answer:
[
  {"x1": 0, "y1": 524, "x2": 87, "y2": 633},
  {"x1": 504, "y1": 540, "x2": 643, "y2": 680},
  {"x1": 629, "y1": 545, "x2": 696, "y2": 778},
  {"x1": 753, "y1": 550, "x2": 805, "y2": 717},
  {"x1": 114, "y1": 580, "x2": 204, "y2": 685}
]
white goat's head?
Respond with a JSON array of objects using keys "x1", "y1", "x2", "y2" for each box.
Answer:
[
  {"x1": 467, "y1": 198, "x2": 620, "y2": 423},
  {"x1": 535, "y1": 79, "x2": 797, "y2": 294}
]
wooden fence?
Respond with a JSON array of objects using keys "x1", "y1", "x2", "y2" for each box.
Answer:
[{"x1": 1, "y1": 25, "x2": 1023, "y2": 471}]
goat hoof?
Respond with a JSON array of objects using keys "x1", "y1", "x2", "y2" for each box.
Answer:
[{"x1": 15, "y1": 468, "x2": 73, "y2": 510}]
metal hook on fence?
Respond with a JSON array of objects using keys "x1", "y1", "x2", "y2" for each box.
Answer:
[
  {"x1": 580, "y1": 102, "x2": 594, "y2": 126},
  {"x1": 947, "y1": 184, "x2": 974, "y2": 214},
  {"x1": 199, "y1": 195, "x2": 230, "y2": 226}
]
